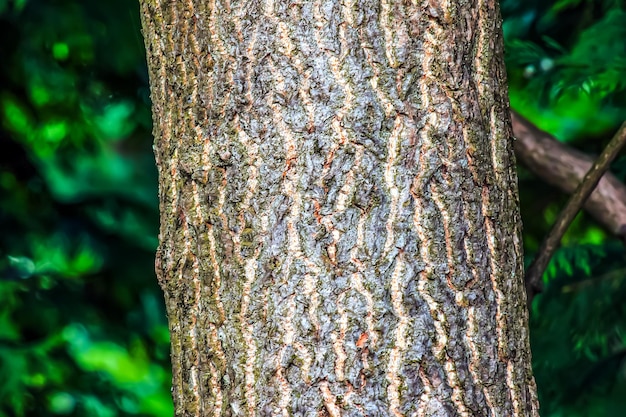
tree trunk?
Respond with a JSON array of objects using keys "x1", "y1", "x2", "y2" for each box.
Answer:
[{"x1": 139, "y1": 0, "x2": 539, "y2": 416}]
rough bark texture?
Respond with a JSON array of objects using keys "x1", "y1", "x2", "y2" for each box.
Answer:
[
  {"x1": 139, "y1": 0, "x2": 539, "y2": 416},
  {"x1": 512, "y1": 111, "x2": 626, "y2": 238}
]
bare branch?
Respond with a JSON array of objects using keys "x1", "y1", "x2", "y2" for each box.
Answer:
[
  {"x1": 524, "y1": 119, "x2": 626, "y2": 304},
  {"x1": 512, "y1": 111, "x2": 626, "y2": 237}
]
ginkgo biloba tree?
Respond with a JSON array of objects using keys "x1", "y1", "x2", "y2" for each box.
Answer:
[{"x1": 139, "y1": 0, "x2": 539, "y2": 415}]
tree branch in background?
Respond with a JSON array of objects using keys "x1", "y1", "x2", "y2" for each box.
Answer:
[
  {"x1": 512, "y1": 111, "x2": 626, "y2": 238},
  {"x1": 520, "y1": 116, "x2": 626, "y2": 304}
]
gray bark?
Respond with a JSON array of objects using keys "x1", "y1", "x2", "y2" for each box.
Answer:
[{"x1": 139, "y1": 0, "x2": 539, "y2": 416}]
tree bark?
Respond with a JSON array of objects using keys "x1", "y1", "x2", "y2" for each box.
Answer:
[{"x1": 139, "y1": 0, "x2": 539, "y2": 416}]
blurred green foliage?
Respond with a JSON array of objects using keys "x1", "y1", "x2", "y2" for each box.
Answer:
[
  {"x1": 0, "y1": 0, "x2": 170, "y2": 416},
  {"x1": 1, "y1": 0, "x2": 626, "y2": 416},
  {"x1": 503, "y1": 1, "x2": 626, "y2": 415}
]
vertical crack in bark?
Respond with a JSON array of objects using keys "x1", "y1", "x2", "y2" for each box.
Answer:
[
  {"x1": 233, "y1": 119, "x2": 262, "y2": 415},
  {"x1": 275, "y1": 17, "x2": 323, "y2": 391},
  {"x1": 466, "y1": 305, "x2": 496, "y2": 413},
  {"x1": 181, "y1": 216, "x2": 202, "y2": 415},
  {"x1": 266, "y1": 57, "x2": 297, "y2": 416},
  {"x1": 357, "y1": 14, "x2": 395, "y2": 116},
  {"x1": 278, "y1": 0, "x2": 327, "y2": 397},
  {"x1": 350, "y1": 214, "x2": 378, "y2": 348},
  {"x1": 430, "y1": 182, "x2": 472, "y2": 417},
  {"x1": 332, "y1": 292, "x2": 348, "y2": 382},
  {"x1": 379, "y1": 0, "x2": 396, "y2": 68},
  {"x1": 206, "y1": 221, "x2": 226, "y2": 398},
  {"x1": 207, "y1": 0, "x2": 227, "y2": 58},
  {"x1": 412, "y1": 126, "x2": 449, "y2": 416},
  {"x1": 383, "y1": 116, "x2": 403, "y2": 256},
  {"x1": 414, "y1": 18, "x2": 453, "y2": 417},
  {"x1": 320, "y1": 381, "x2": 342, "y2": 417},
  {"x1": 311, "y1": 0, "x2": 356, "y2": 388},
  {"x1": 386, "y1": 257, "x2": 408, "y2": 417},
  {"x1": 190, "y1": 184, "x2": 207, "y2": 415},
  {"x1": 232, "y1": 1, "x2": 264, "y2": 410},
  {"x1": 266, "y1": 0, "x2": 328, "y2": 405}
]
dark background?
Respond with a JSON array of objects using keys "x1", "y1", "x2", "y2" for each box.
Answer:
[{"x1": 1, "y1": 0, "x2": 626, "y2": 416}]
